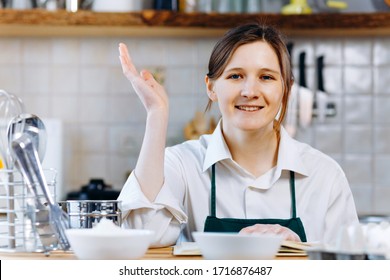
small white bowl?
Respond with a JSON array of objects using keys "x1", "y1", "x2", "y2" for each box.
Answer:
[
  {"x1": 192, "y1": 232, "x2": 283, "y2": 260},
  {"x1": 66, "y1": 220, "x2": 154, "y2": 260}
]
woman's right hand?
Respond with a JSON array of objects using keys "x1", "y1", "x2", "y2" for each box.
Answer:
[{"x1": 118, "y1": 43, "x2": 168, "y2": 115}]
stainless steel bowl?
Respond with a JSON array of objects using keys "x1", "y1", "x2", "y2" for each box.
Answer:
[{"x1": 59, "y1": 200, "x2": 122, "y2": 229}]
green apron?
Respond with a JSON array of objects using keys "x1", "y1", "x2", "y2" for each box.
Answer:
[{"x1": 204, "y1": 164, "x2": 307, "y2": 242}]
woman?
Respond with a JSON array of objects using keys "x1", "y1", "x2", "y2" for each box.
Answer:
[{"x1": 117, "y1": 23, "x2": 358, "y2": 247}]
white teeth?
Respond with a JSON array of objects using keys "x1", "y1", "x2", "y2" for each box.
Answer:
[{"x1": 237, "y1": 106, "x2": 261, "y2": 112}]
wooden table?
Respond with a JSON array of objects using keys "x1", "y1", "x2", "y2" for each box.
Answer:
[{"x1": 0, "y1": 247, "x2": 307, "y2": 260}]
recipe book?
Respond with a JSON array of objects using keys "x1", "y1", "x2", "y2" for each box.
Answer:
[{"x1": 173, "y1": 241, "x2": 312, "y2": 257}]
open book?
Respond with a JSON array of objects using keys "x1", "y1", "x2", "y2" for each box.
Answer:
[{"x1": 173, "y1": 240, "x2": 313, "y2": 257}]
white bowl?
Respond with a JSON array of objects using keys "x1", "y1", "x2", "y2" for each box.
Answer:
[
  {"x1": 65, "y1": 220, "x2": 154, "y2": 260},
  {"x1": 192, "y1": 232, "x2": 283, "y2": 260}
]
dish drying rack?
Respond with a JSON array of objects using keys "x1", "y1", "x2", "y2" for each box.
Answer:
[{"x1": 0, "y1": 168, "x2": 58, "y2": 253}]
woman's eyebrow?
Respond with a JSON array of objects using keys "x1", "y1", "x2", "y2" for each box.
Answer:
[{"x1": 224, "y1": 67, "x2": 280, "y2": 74}]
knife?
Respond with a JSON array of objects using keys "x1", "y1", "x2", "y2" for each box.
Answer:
[
  {"x1": 298, "y1": 51, "x2": 314, "y2": 128},
  {"x1": 315, "y1": 55, "x2": 331, "y2": 123}
]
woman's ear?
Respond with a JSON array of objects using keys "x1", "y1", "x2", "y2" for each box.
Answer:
[{"x1": 205, "y1": 75, "x2": 217, "y2": 101}]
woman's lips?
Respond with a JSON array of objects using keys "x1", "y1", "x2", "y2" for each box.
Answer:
[{"x1": 235, "y1": 105, "x2": 263, "y2": 112}]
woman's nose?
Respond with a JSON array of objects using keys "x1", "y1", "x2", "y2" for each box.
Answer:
[{"x1": 241, "y1": 80, "x2": 259, "y2": 99}]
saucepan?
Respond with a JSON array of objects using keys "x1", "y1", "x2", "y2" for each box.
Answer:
[{"x1": 59, "y1": 200, "x2": 122, "y2": 229}]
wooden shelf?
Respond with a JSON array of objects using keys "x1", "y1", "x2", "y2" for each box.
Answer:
[{"x1": 0, "y1": 9, "x2": 390, "y2": 37}]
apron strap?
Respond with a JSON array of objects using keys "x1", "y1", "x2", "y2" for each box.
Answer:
[
  {"x1": 290, "y1": 171, "x2": 297, "y2": 218},
  {"x1": 210, "y1": 164, "x2": 216, "y2": 217}
]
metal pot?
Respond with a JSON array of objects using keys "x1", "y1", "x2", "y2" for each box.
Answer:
[{"x1": 59, "y1": 200, "x2": 122, "y2": 229}]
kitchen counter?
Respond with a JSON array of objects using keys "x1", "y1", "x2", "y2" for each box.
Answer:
[
  {"x1": 0, "y1": 246, "x2": 307, "y2": 260},
  {"x1": 0, "y1": 9, "x2": 389, "y2": 37}
]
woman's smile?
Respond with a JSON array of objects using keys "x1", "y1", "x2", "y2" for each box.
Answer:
[{"x1": 235, "y1": 105, "x2": 264, "y2": 112}]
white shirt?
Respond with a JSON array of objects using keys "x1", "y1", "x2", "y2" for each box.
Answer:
[{"x1": 118, "y1": 121, "x2": 359, "y2": 247}]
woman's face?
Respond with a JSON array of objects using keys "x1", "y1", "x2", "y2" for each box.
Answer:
[{"x1": 206, "y1": 41, "x2": 284, "y2": 135}]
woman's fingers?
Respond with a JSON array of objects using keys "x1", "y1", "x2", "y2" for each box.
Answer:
[
  {"x1": 239, "y1": 224, "x2": 301, "y2": 242},
  {"x1": 118, "y1": 43, "x2": 138, "y2": 82}
]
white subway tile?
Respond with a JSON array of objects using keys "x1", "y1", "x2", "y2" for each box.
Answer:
[
  {"x1": 314, "y1": 125, "x2": 343, "y2": 154},
  {"x1": 374, "y1": 156, "x2": 390, "y2": 187},
  {"x1": 107, "y1": 95, "x2": 146, "y2": 124},
  {"x1": 21, "y1": 94, "x2": 51, "y2": 118},
  {"x1": 344, "y1": 39, "x2": 372, "y2": 65},
  {"x1": 78, "y1": 124, "x2": 108, "y2": 153},
  {"x1": 373, "y1": 187, "x2": 390, "y2": 214},
  {"x1": 22, "y1": 38, "x2": 51, "y2": 65},
  {"x1": 79, "y1": 96, "x2": 108, "y2": 123},
  {"x1": 0, "y1": 66, "x2": 22, "y2": 93},
  {"x1": 50, "y1": 66, "x2": 80, "y2": 95},
  {"x1": 344, "y1": 66, "x2": 372, "y2": 94},
  {"x1": 374, "y1": 126, "x2": 390, "y2": 154},
  {"x1": 374, "y1": 96, "x2": 390, "y2": 124},
  {"x1": 79, "y1": 67, "x2": 109, "y2": 95},
  {"x1": 344, "y1": 125, "x2": 372, "y2": 154},
  {"x1": 345, "y1": 95, "x2": 372, "y2": 124},
  {"x1": 22, "y1": 65, "x2": 51, "y2": 94},
  {"x1": 344, "y1": 155, "x2": 372, "y2": 186},
  {"x1": 0, "y1": 39, "x2": 22, "y2": 64},
  {"x1": 51, "y1": 39, "x2": 80, "y2": 65},
  {"x1": 165, "y1": 66, "x2": 197, "y2": 96},
  {"x1": 50, "y1": 95, "x2": 80, "y2": 123},
  {"x1": 80, "y1": 38, "x2": 111, "y2": 66},
  {"x1": 373, "y1": 38, "x2": 390, "y2": 66},
  {"x1": 165, "y1": 39, "x2": 197, "y2": 66},
  {"x1": 374, "y1": 66, "x2": 390, "y2": 94}
]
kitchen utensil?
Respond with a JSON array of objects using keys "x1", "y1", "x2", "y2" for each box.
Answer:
[
  {"x1": 12, "y1": 134, "x2": 70, "y2": 250},
  {"x1": 6, "y1": 113, "x2": 48, "y2": 249},
  {"x1": 298, "y1": 52, "x2": 314, "y2": 128},
  {"x1": 0, "y1": 89, "x2": 25, "y2": 249},
  {"x1": 66, "y1": 219, "x2": 154, "y2": 260},
  {"x1": 7, "y1": 113, "x2": 47, "y2": 165},
  {"x1": 192, "y1": 231, "x2": 283, "y2": 260},
  {"x1": 314, "y1": 55, "x2": 328, "y2": 123},
  {"x1": 11, "y1": 134, "x2": 58, "y2": 251},
  {"x1": 59, "y1": 200, "x2": 122, "y2": 229}
]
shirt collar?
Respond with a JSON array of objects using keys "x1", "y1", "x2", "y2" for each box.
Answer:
[
  {"x1": 202, "y1": 120, "x2": 231, "y2": 172},
  {"x1": 202, "y1": 120, "x2": 309, "y2": 177},
  {"x1": 276, "y1": 126, "x2": 309, "y2": 177}
]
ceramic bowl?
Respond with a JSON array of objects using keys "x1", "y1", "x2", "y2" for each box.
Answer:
[
  {"x1": 192, "y1": 232, "x2": 283, "y2": 260},
  {"x1": 65, "y1": 219, "x2": 154, "y2": 260}
]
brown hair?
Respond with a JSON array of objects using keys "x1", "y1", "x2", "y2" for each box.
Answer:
[{"x1": 205, "y1": 23, "x2": 293, "y2": 129}]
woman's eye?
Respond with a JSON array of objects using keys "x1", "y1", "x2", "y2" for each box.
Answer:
[
  {"x1": 261, "y1": 75, "x2": 273, "y2": 80},
  {"x1": 229, "y1": 74, "x2": 241, "y2": 80}
]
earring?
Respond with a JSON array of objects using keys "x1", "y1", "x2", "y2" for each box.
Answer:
[{"x1": 209, "y1": 90, "x2": 217, "y2": 102}]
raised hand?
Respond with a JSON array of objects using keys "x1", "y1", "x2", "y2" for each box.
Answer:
[{"x1": 118, "y1": 43, "x2": 168, "y2": 116}]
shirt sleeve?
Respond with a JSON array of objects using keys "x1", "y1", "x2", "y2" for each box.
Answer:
[
  {"x1": 117, "y1": 149, "x2": 189, "y2": 247},
  {"x1": 322, "y1": 169, "x2": 359, "y2": 246}
]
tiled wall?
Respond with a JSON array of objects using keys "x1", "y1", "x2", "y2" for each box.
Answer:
[{"x1": 0, "y1": 34, "x2": 389, "y2": 215}]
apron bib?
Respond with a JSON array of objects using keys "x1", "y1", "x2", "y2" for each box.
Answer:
[{"x1": 203, "y1": 164, "x2": 307, "y2": 242}]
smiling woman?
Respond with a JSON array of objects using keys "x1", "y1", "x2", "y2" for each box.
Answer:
[{"x1": 117, "y1": 22, "x2": 359, "y2": 249}]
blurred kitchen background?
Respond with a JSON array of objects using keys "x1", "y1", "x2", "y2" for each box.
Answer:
[{"x1": 0, "y1": 0, "x2": 389, "y2": 216}]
